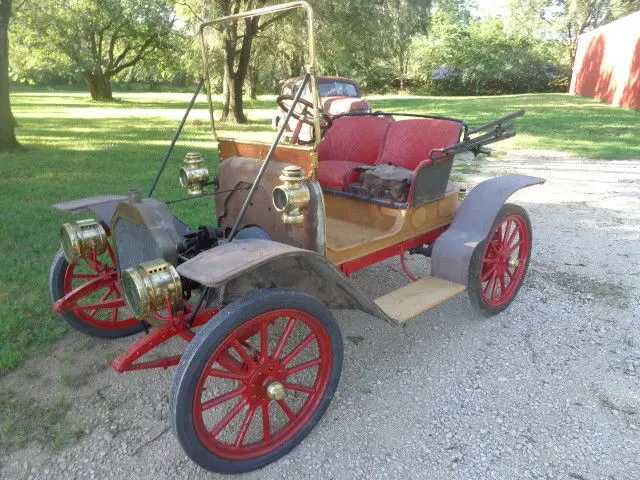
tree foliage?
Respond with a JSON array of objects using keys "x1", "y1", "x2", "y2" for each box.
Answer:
[
  {"x1": 7, "y1": 0, "x2": 639, "y2": 107},
  {"x1": 13, "y1": 0, "x2": 177, "y2": 100}
]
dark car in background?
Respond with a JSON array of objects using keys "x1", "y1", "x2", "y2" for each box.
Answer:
[{"x1": 272, "y1": 76, "x2": 371, "y2": 137}]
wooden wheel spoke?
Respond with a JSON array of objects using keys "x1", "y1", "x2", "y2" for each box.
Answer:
[
  {"x1": 231, "y1": 339, "x2": 256, "y2": 367},
  {"x1": 209, "y1": 368, "x2": 248, "y2": 381},
  {"x1": 90, "y1": 287, "x2": 115, "y2": 315},
  {"x1": 260, "y1": 321, "x2": 269, "y2": 361},
  {"x1": 217, "y1": 351, "x2": 245, "y2": 373},
  {"x1": 202, "y1": 387, "x2": 246, "y2": 412},
  {"x1": 110, "y1": 306, "x2": 119, "y2": 323},
  {"x1": 281, "y1": 333, "x2": 315, "y2": 366},
  {"x1": 506, "y1": 221, "x2": 519, "y2": 246},
  {"x1": 505, "y1": 240, "x2": 522, "y2": 255},
  {"x1": 273, "y1": 318, "x2": 296, "y2": 360},
  {"x1": 483, "y1": 272, "x2": 497, "y2": 298},
  {"x1": 277, "y1": 399, "x2": 296, "y2": 422},
  {"x1": 71, "y1": 273, "x2": 99, "y2": 280},
  {"x1": 73, "y1": 298, "x2": 124, "y2": 312},
  {"x1": 262, "y1": 403, "x2": 271, "y2": 441},
  {"x1": 285, "y1": 358, "x2": 322, "y2": 376},
  {"x1": 283, "y1": 382, "x2": 315, "y2": 394},
  {"x1": 481, "y1": 265, "x2": 496, "y2": 282},
  {"x1": 490, "y1": 273, "x2": 499, "y2": 299},
  {"x1": 234, "y1": 406, "x2": 256, "y2": 447},
  {"x1": 210, "y1": 397, "x2": 249, "y2": 438}
]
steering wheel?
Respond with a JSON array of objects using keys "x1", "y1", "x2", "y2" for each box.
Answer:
[{"x1": 276, "y1": 95, "x2": 332, "y2": 145}]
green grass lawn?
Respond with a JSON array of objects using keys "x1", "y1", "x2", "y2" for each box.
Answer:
[{"x1": 0, "y1": 90, "x2": 638, "y2": 374}]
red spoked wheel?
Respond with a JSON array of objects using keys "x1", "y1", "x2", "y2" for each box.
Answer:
[
  {"x1": 171, "y1": 289, "x2": 343, "y2": 474},
  {"x1": 49, "y1": 247, "x2": 144, "y2": 338},
  {"x1": 468, "y1": 203, "x2": 532, "y2": 316}
]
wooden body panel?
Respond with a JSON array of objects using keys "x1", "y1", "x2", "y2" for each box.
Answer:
[
  {"x1": 324, "y1": 185, "x2": 458, "y2": 265},
  {"x1": 218, "y1": 138, "x2": 316, "y2": 175}
]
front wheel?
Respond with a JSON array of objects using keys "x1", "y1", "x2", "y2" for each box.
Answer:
[
  {"x1": 49, "y1": 248, "x2": 145, "y2": 338},
  {"x1": 171, "y1": 289, "x2": 343, "y2": 474},
  {"x1": 467, "y1": 203, "x2": 532, "y2": 316}
]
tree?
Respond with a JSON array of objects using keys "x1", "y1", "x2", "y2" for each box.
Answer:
[
  {"x1": 512, "y1": 0, "x2": 640, "y2": 68},
  {"x1": 0, "y1": 0, "x2": 19, "y2": 150},
  {"x1": 182, "y1": 0, "x2": 294, "y2": 123},
  {"x1": 378, "y1": 0, "x2": 432, "y2": 90},
  {"x1": 17, "y1": 0, "x2": 177, "y2": 101}
]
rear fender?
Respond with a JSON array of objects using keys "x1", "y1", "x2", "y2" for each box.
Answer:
[
  {"x1": 430, "y1": 174, "x2": 545, "y2": 285},
  {"x1": 176, "y1": 239, "x2": 393, "y2": 324}
]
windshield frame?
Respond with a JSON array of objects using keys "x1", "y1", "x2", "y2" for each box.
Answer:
[{"x1": 199, "y1": 1, "x2": 322, "y2": 150}]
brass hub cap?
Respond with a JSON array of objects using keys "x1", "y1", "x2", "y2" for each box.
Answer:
[
  {"x1": 508, "y1": 257, "x2": 520, "y2": 269},
  {"x1": 266, "y1": 381, "x2": 286, "y2": 401}
]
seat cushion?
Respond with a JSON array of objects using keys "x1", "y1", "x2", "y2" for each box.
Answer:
[
  {"x1": 376, "y1": 119, "x2": 462, "y2": 170},
  {"x1": 317, "y1": 160, "x2": 365, "y2": 191},
  {"x1": 318, "y1": 116, "x2": 392, "y2": 165}
]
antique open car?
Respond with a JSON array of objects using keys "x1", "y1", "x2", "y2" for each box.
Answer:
[{"x1": 49, "y1": 2, "x2": 544, "y2": 474}]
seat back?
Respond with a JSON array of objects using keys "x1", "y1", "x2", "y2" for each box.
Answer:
[
  {"x1": 376, "y1": 119, "x2": 463, "y2": 170},
  {"x1": 318, "y1": 116, "x2": 392, "y2": 165}
]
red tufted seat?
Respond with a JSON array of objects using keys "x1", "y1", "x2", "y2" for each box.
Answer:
[
  {"x1": 375, "y1": 119, "x2": 463, "y2": 170},
  {"x1": 317, "y1": 116, "x2": 392, "y2": 190}
]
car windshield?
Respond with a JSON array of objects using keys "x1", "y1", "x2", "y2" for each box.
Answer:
[{"x1": 318, "y1": 81, "x2": 359, "y2": 97}]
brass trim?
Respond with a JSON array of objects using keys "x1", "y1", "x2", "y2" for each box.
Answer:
[
  {"x1": 120, "y1": 259, "x2": 183, "y2": 323},
  {"x1": 217, "y1": 137, "x2": 314, "y2": 152},
  {"x1": 272, "y1": 165, "x2": 311, "y2": 224},
  {"x1": 59, "y1": 219, "x2": 108, "y2": 264},
  {"x1": 179, "y1": 152, "x2": 210, "y2": 196},
  {"x1": 266, "y1": 381, "x2": 286, "y2": 401}
]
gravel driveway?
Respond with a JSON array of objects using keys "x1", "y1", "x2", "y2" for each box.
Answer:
[{"x1": 2, "y1": 153, "x2": 639, "y2": 480}]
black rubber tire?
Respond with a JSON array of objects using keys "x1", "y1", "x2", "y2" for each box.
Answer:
[
  {"x1": 170, "y1": 289, "x2": 343, "y2": 474},
  {"x1": 467, "y1": 203, "x2": 532, "y2": 316},
  {"x1": 49, "y1": 249, "x2": 145, "y2": 338}
]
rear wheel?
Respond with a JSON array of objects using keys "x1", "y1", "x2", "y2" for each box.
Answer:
[
  {"x1": 171, "y1": 289, "x2": 343, "y2": 474},
  {"x1": 468, "y1": 203, "x2": 532, "y2": 316},
  {"x1": 49, "y1": 248, "x2": 144, "y2": 338}
]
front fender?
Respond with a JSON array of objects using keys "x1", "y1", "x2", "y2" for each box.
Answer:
[
  {"x1": 53, "y1": 195, "x2": 128, "y2": 231},
  {"x1": 430, "y1": 174, "x2": 545, "y2": 285},
  {"x1": 53, "y1": 194, "x2": 191, "y2": 236},
  {"x1": 176, "y1": 239, "x2": 393, "y2": 324}
]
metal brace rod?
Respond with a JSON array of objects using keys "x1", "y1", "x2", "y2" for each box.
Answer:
[
  {"x1": 148, "y1": 77, "x2": 205, "y2": 198},
  {"x1": 227, "y1": 73, "x2": 310, "y2": 242}
]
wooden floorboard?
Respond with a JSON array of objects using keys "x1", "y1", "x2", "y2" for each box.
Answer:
[{"x1": 374, "y1": 277, "x2": 466, "y2": 324}]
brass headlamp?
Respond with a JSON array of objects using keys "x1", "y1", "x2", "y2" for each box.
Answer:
[
  {"x1": 272, "y1": 165, "x2": 311, "y2": 224},
  {"x1": 179, "y1": 152, "x2": 209, "y2": 196},
  {"x1": 59, "y1": 219, "x2": 108, "y2": 264},
  {"x1": 120, "y1": 259, "x2": 183, "y2": 322}
]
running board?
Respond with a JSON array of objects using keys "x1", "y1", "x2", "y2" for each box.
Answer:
[{"x1": 374, "y1": 277, "x2": 466, "y2": 324}]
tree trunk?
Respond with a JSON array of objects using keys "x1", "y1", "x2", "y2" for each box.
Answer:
[
  {"x1": 247, "y1": 66, "x2": 257, "y2": 100},
  {"x1": 0, "y1": 0, "x2": 19, "y2": 151},
  {"x1": 219, "y1": 17, "x2": 259, "y2": 124},
  {"x1": 84, "y1": 70, "x2": 114, "y2": 101},
  {"x1": 220, "y1": 60, "x2": 231, "y2": 122}
]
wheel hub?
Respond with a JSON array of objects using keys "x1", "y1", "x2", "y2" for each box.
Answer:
[
  {"x1": 508, "y1": 257, "x2": 520, "y2": 269},
  {"x1": 266, "y1": 381, "x2": 286, "y2": 401}
]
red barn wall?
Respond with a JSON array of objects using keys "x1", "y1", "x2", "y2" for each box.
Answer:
[{"x1": 570, "y1": 11, "x2": 640, "y2": 110}]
